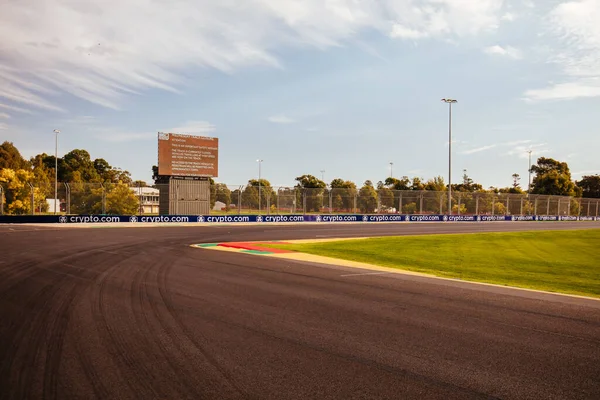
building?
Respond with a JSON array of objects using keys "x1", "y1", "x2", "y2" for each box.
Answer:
[{"x1": 131, "y1": 186, "x2": 160, "y2": 214}]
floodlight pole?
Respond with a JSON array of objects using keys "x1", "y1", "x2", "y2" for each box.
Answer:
[
  {"x1": 53, "y1": 129, "x2": 60, "y2": 214},
  {"x1": 257, "y1": 159, "x2": 263, "y2": 214},
  {"x1": 527, "y1": 150, "x2": 532, "y2": 194},
  {"x1": 441, "y1": 99, "x2": 457, "y2": 215},
  {"x1": 389, "y1": 162, "x2": 393, "y2": 178}
]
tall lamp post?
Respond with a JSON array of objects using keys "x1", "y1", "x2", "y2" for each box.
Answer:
[
  {"x1": 53, "y1": 129, "x2": 60, "y2": 214},
  {"x1": 527, "y1": 150, "x2": 533, "y2": 194},
  {"x1": 441, "y1": 99, "x2": 457, "y2": 215},
  {"x1": 257, "y1": 159, "x2": 263, "y2": 214},
  {"x1": 389, "y1": 162, "x2": 393, "y2": 178}
]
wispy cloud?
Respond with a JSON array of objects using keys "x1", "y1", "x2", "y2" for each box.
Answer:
[
  {"x1": 503, "y1": 139, "x2": 532, "y2": 146},
  {"x1": 462, "y1": 144, "x2": 497, "y2": 155},
  {"x1": 0, "y1": 103, "x2": 34, "y2": 114},
  {"x1": 268, "y1": 115, "x2": 295, "y2": 124},
  {"x1": 0, "y1": 123, "x2": 8, "y2": 130},
  {"x1": 91, "y1": 120, "x2": 217, "y2": 143},
  {"x1": 524, "y1": 0, "x2": 600, "y2": 101},
  {"x1": 0, "y1": 113, "x2": 10, "y2": 119},
  {"x1": 167, "y1": 120, "x2": 216, "y2": 134},
  {"x1": 501, "y1": 12, "x2": 516, "y2": 22},
  {"x1": 98, "y1": 132, "x2": 155, "y2": 143},
  {"x1": 483, "y1": 45, "x2": 523, "y2": 59},
  {"x1": 0, "y1": 0, "x2": 508, "y2": 111},
  {"x1": 573, "y1": 170, "x2": 600, "y2": 176},
  {"x1": 505, "y1": 142, "x2": 551, "y2": 159}
]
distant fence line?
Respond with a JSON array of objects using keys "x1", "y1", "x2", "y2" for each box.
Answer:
[{"x1": 1, "y1": 182, "x2": 599, "y2": 217}]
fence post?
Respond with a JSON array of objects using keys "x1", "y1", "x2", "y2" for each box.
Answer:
[
  {"x1": 237, "y1": 186, "x2": 242, "y2": 215},
  {"x1": 475, "y1": 194, "x2": 479, "y2": 215},
  {"x1": 101, "y1": 184, "x2": 107, "y2": 214},
  {"x1": 534, "y1": 198, "x2": 538, "y2": 215},
  {"x1": 329, "y1": 190, "x2": 332, "y2": 214},
  {"x1": 596, "y1": 200, "x2": 599, "y2": 217},
  {"x1": 303, "y1": 189, "x2": 307, "y2": 214},
  {"x1": 547, "y1": 197, "x2": 550, "y2": 216},
  {"x1": 505, "y1": 196, "x2": 509, "y2": 215},
  {"x1": 0, "y1": 185, "x2": 3, "y2": 215},
  {"x1": 65, "y1": 182, "x2": 71, "y2": 214},
  {"x1": 492, "y1": 197, "x2": 495, "y2": 216},
  {"x1": 520, "y1": 197, "x2": 523, "y2": 215},
  {"x1": 419, "y1": 192, "x2": 423, "y2": 214},
  {"x1": 353, "y1": 194, "x2": 357, "y2": 214},
  {"x1": 457, "y1": 193, "x2": 461, "y2": 215},
  {"x1": 27, "y1": 183, "x2": 35, "y2": 215},
  {"x1": 399, "y1": 193, "x2": 403, "y2": 214}
]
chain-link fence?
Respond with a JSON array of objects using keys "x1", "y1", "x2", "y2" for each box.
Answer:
[{"x1": 1, "y1": 182, "x2": 599, "y2": 216}]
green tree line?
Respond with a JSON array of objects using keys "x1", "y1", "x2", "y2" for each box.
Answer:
[
  {"x1": 0, "y1": 141, "x2": 139, "y2": 214},
  {"x1": 2, "y1": 140, "x2": 598, "y2": 215}
]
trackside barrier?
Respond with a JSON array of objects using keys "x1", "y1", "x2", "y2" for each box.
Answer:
[{"x1": 0, "y1": 214, "x2": 599, "y2": 224}]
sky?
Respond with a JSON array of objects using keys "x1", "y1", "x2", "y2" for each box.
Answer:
[{"x1": 1, "y1": 0, "x2": 600, "y2": 189}]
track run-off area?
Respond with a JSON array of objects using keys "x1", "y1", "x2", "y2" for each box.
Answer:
[{"x1": 1, "y1": 221, "x2": 600, "y2": 399}]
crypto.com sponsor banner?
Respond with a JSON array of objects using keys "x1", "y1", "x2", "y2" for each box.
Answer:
[{"x1": 0, "y1": 214, "x2": 597, "y2": 224}]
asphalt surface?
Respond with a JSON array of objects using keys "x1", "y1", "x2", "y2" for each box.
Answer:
[{"x1": 1, "y1": 221, "x2": 600, "y2": 400}]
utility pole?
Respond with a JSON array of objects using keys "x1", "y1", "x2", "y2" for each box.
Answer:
[
  {"x1": 441, "y1": 99, "x2": 457, "y2": 215},
  {"x1": 527, "y1": 150, "x2": 532, "y2": 194},
  {"x1": 389, "y1": 162, "x2": 393, "y2": 179},
  {"x1": 257, "y1": 159, "x2": 263, "y2": 214},
  {"x1": 53, "y1": 129, "x2": 60, "y2": 214}
]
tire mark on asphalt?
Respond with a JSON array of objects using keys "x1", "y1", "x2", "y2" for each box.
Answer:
[{"x1": 155, "y1": 249, "x2": 257, "y2": 399}]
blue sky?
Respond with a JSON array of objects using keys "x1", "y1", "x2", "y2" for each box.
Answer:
[{"x1": 2, "y1": 0, "x2": 600, "y2": 189}]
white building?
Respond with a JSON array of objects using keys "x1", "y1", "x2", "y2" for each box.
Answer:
[{"x1": 131, "y1": 186, "x2": 159, "y2": 214}]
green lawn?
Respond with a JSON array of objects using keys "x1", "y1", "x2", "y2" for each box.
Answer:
[{"x1": 263, "y1": 230, "x2": 600, "y2": 298}]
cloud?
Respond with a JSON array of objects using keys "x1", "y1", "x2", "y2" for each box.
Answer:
[
  {"x1": 573, "y1": 170, "x2": 600, "y2": 176},
  {"x1": 483, "y1": 45, "x2": 522, "y2": 59},
  {"x1": 524, "y1": 0, "x2": 600, "y2": 101},
  {"x1": 0, "y1": 103, "x2": 34, "y2": 114},
  {"x1": 0, "y1": 113, "x2": 10, "y2": 119},
  {"x1": 91, "y1": 120, "x2": 216, "y2": 142},
  {"x1": 501, "y1": 12, "x2": 516, "y2": 21},
  {"x1": 503, "y1": 139, "x2": 532, "y2": 146},
  {"x1": 505, "y1": 142, "x2": 551, "y2": 159},
  {"x1": 268, "y1": 114, "x2": 296, "y2": 124},
  {"x1": 0, "y1": 123, "x2": 7, "y2": 130},
  {"x1": 462, "y1": 144, "x2": 497, "y2": 155},
  {"x1": 0, "y1": 0, "x2": 507, "y2": 111},
  {"x1": 524, "y1": 81, "x2": 600, "y2": 102},
  {"x1": 167, "y1": 120, "x2": 216, "y2": 134},
  {"x1": 97, "y1": 132, "x2": 155, "y2": 143}
]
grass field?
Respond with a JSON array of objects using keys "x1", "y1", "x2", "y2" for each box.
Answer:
[{"x1": 263, "y1": 229, "x2": 600, "y2": 298}]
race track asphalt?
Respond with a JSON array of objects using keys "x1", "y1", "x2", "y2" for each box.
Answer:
[{"x1": 1, "y1": 221, "x2": 599, "y2": 400}]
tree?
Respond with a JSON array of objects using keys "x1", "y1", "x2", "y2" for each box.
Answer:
[
  {"x1": 512, "y1": 173, "x2": 521, "y2": 190},
  {"x1": 384, "y1": 176, "x2": 411, "y2": 191},
  {"x1": 0, "y1": 168, "x2": 45, "y2": 215},
  {"x1": 358, "y1": 180, "x2": 378, "y2": 213},
  {"x1": 0, "y1": 141, "x2": 29, "y2": 170},
  {"x1": 411, "y1": 177, "x2": 425, "y2": 191},
  {"x1": 451, "y1": 171, "x2": 483, "y2": 192},
  {"x1": 295, "y1": 174, "x2": 326, "y2": 212},
  {"x1": 243, "y1": 179, "x2": 276, "y2": 210},
  {"x1": 103, "y1": 183, "x2": 140, "y2": 214},
  {"x1": 214, "y1": 183, "x2": 232, "y2": 210},
  {"x1": 530, "y1": 157, "x2": 581, "y2": 197},
  {"x1": 62, "y1": 149, "x2": 99, "y2": 182},
  {"x1": 576, "y1": 175, "x2": 600, "y2": 198},
  {"x1": 330, "y1": 179, "x2": 357, "y2": 212}
]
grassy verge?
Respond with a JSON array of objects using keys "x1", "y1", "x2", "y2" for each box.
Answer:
[{"x1": 263, "y1": 230, "x2": 600, "y2": 298}]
